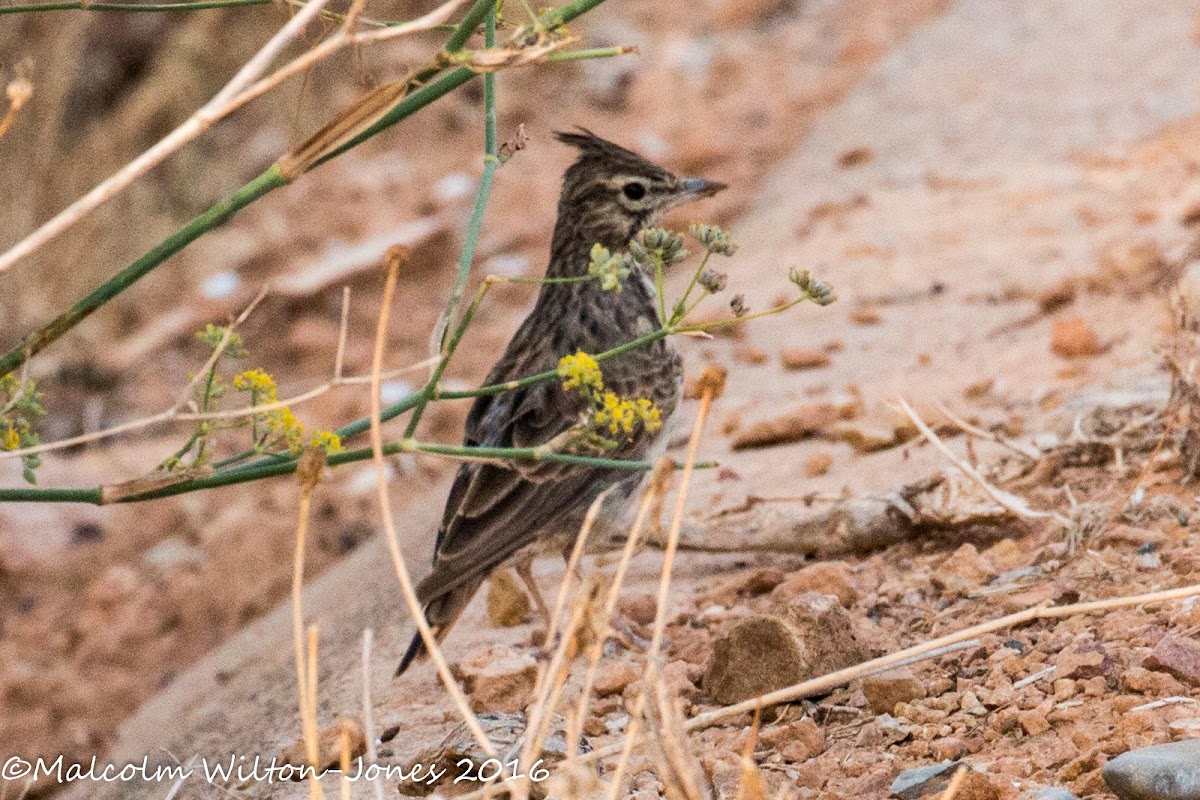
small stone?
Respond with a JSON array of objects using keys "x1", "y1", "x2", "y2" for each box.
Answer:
[
  {"x1": 773, "y1": 562, "x2": 857, "y2": 607},
  {"x1": 730, "y1": 400, "x2": 860, "y2": 450},
  {"x1": 1102, "y1": 740, "x2": 1200, "y2": 800},
  {"x1": 932, "y1": 544, "x2": 996, "y2": 594},
  {"x1": 888, "y1": 761, "x2": 963, "y2": 800},
  {"x1": 1019, "y1": 708, "x2": 1052, "y2": 737},
  {"x1": 1169, "y1": 718, "x2": 1200, "y2": 741},
  {"x1": 1050, "y1": 317, "x2": 1102, "y2": 358},
  {"x1": 761, "y1": 717, "x2": 826, "y2": 762},
  {"x1": 738, "y1": 568, "x2": 786, "y2": 596},
  {"x1": 780, "y1": 347, "x2": 831, "y2": 371},
  {"x1": 1017, "y1": 789, "x2": 1079, "y2": 800},
  {"x1": 1038, "y1": 279, "x2": 1078, "y2": 313},
  {"x1": 850, "y1": 307, "x2": 883, "y2": 325},
  {"x1": 954, "y1": 770, "x2": 1006, "y2": 800},
  {"x1": 1054, "y1": 640, "x2": 1113, "y2": 681},
  {"x1": 828, "y1": 421, "x2": 898, "y2": 453},
  {"x1": 453, "y1": 645, "x2": 538, "y2": 713},
  {"x1": 803, "y1": 450, "x2": 834, "y2": 477},
  {"x1": 734, "y1": 345, "x2": 769, "y2": 365},
  {"x1": 486, "y1": 570, "x2": 532, "y2": 627},
  {"x1": 1121, "y1": 667, "x2": 1184, "y2": 696},
  {"x1": 1143, "y1": 635, "x2": 1200, "y2": 687},
  {"x1": 1072, "y1": 768, "x2": 1109, "y2": 798},
  {"x1": 862, "y1": 668, "x2": 926, "y2": 715},
  {"x1": 279, "y1": 717, "x2": 367, "y2": 777},
  {"x1": 592, "y1": 661, "x2": 639, "y2": 698},
  {"x1": 619, "y1": 593, "x2": 657, "y2": 626}
]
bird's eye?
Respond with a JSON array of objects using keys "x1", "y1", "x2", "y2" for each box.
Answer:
[{"x1": 622, "y1": 182, "x2": 647, "y2": 201}]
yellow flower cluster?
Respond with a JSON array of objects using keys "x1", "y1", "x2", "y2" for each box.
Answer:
[
  {"x1": 309, "y1": 430, "x2": 343, "y2": 455},
  {"x1": 557, "y1": 351, "x2": 604, "y2": 398},
  {"x1": 233, "y1": 369, "x2": 339, "y2": 456},
  {"x1": 232, "y1": 369, "x2": 278, "y2": 399},
  {"x1": 556, "y1": 350, "x2": 662, "y2": 440},
  {"x1": 594, "y1": 392, "x2": 662, "y2": 436},
  {"x1": 3, "y1": 424, "x2": 19, "y2": 451}
]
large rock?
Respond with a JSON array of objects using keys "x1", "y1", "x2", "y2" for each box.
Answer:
[
  {"x1": 702, "y1": 592, "x2": 870, "y2": 704},
  {"x1": 1102, "y1": 740, "x2": 1200, "y2": 800}
]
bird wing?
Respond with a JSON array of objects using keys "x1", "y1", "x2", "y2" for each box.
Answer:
[{"x1": 418, "y1": 364, "x2": 602, "y2": 604}]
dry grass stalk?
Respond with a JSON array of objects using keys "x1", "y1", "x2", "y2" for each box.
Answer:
[
  {"x1": 896, "y1": 397, "x2": 1069, "y2": 526},
  {"x1": 568, "y1": 459, "x2": 673, "y2": 756},
  {"x1": 643, "y1": 664, "x2": 712, "y2": 800},
  {"x1": 513, "y1": 590, "x2": 593, "y2": 798},
  {"x1": 935, "y1": 401, "x2": 1042, "y2": 460},
  {"x1": 0, "y1": 0, "x2": 473, "y2": 274},
  {"x1": 649, "y1": 366, "x2": 725, "y2": 659},
  {"x1": 360, "y1": 630, "x2": 386, "y2": 800},
  {"x1": 293, "y1": 446, "x2": 327, "y2": 799},
  {"x1": 368, "y1": 246, "x2": 496, "y2": 757},
  {"x1": 0, "y1": 74, "x2": 32, "y2": 140},
  {"x1": 544, "y1": 486, "x2": 614, "y2": 654},
  {"x1": 939, "y1": 765, "x2": 969, "y2": 800}
]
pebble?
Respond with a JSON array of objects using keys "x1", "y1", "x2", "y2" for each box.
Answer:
[
  {"x1": 862, "y1": 668, "x2": 926, "y2": 715},
  {"x1": 1050, "y1": 317, "x2": 1103, "y2": 358},
  {"x1": 1102, "y1": 740, "x2": 1200, "y2": 800},
  {"x1": 1144, "y1": 635, "x2": 1200, "y2": 687},
  {"x1": 1018, "y1": 789, "x2": 1079, "y2": 800},
  {"x1": 932, "y1": 544, "x2": 996, "y2": 594},
  {"x1": 730, "y1": 399, "x2": 859, "y2": 450},
  {"x1": 780, "y1": 347, "x2": 831, "y2": 370},
  {"x1": 803, "y1": 450, "x2": 834, "y2": 477},
  {"x1": 772, "y1": 562, "x2": 857, "y2": 607},
  {"x1": 889, "y1": 761, "x2": 962, "y2": 800},
  {"x1": 452, "y1": 645, "x2": 538, "y2": 714}
]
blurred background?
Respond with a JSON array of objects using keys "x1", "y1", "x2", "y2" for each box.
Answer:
[{"x1": 4, "y1": 0, "x2": 1200, "y2": 794}]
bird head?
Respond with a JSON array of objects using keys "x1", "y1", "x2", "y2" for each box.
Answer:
[{"x1": 551, "y1": 129, "x2": 726, "y2": 255}]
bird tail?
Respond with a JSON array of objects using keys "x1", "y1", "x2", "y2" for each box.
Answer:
[{"x1": 394, "y1": 580, "x2": 481, "y2": 677}]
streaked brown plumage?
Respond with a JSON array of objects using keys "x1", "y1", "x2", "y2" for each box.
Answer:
[{"x1": 396, "y1": 129, "x2": 725, "y2": 676}]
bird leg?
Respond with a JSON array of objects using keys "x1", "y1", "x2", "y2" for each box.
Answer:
[{"x1": 514, "y1": 556, "x2": 551, "y2": 630}]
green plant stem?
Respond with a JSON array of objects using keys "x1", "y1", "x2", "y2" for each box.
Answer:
[
  {"x1": 0, "y1": 0, "x2": 266, "y2": 12},
  {"x1": 404, "y1": 4, "x2": 497, "y2": 438},
  {"x1": 0, "y1": 168, "x2": 287, "y2": 379},
  {"x1": 0, "y1": 440, "x2": 715, "y2": 505},
  {"x1": 0, "y1": 0, "x2": 611, "y2": 380},
  {"x1": 545, "y1": 46, "x2": 632, "y2": 62}
]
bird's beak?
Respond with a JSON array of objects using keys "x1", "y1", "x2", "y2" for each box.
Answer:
[{"x1": 677, "y1": 177, "x2": 728, "y2": 201}]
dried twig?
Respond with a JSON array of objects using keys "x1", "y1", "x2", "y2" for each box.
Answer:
[
  {"x1": 292, "y1": 445, "x2": 328, "y2": 800},
  {"x1": 360, "y1": 630, "x2": 386, "y2": 800},
  {"x1": 0, "y1": 0, "x2": 468, "y2": 274},
  {"x1": 369, "y1": 247, "x2": 495, "y2": 757},
  {"x1": 896, "y1": 397, "x2": 1069, "y2": 526},
  {"x1": 649, "y1": 367, "x2": 725, "y2": 661}
]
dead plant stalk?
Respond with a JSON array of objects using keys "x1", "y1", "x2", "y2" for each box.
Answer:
[
  {"x1": 368, "y1": 248, "x2": 496, "y2": 757},
  {"x1": 0, "y1": 0, "x2": 468, "y2": 274}
]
